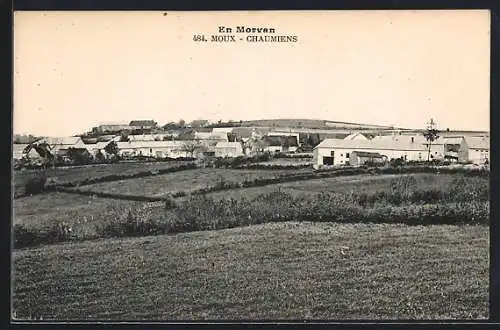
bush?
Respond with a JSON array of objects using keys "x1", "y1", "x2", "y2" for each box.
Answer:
[{"x1": 24, "y1": 173, "x2": 47, "y2": 195}]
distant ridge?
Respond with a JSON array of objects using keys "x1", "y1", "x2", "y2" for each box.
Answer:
[{"x1": 239, "y1": 119, "x2": 401, "y2": 130}]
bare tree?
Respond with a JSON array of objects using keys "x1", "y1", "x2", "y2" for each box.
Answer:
[
  {"x1": 423, "y1": 118, "x2": 440, "y2": 162},
  {"x1": 181, "y1": 140, "x2": 202, "y2": 158}
]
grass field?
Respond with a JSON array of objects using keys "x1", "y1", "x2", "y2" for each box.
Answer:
[
  {"x1": 12, "y1": 222, "x2": 489, "y2": 320},
  {"x1": 197, "y1": 173, "x2": 464, "y2": 201},
  {"x1": 13, "y1": 193, "x2": 150, "y2": 239},
  {"x1": 13, "y1": 161, "x2": 194, "y2": 197},
  {"x1": 13, "y1": 173, "x2": 488, "y2": 239},
  {"x1": 76, "y1": 168, "x2": 311, "y2": 197}
]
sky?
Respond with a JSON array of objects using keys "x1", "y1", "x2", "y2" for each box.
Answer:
[{"x1": 14, "y1": 10, "x2": 490, "y2": 137}]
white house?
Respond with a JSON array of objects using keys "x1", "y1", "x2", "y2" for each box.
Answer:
[
  {"x1": 116, "y1": 141, "x2": 189, "y2": 158},
  {"x1": 263, "y1": 132, "x2": 299, "y2": 153},
  {"x1": 128, "y1": 134, "x2": 172, "y2": 142},
  {"x1": 13, "y1": 143, "x2": 30, "y2": 160},
  {"x1": 442, "y1": 137, "x2": 468, "y2": 163},
  {"x1": 313, "y1": 138, "x2": 428, "y2": 169},
  {"x1": 371, "y1": 134, "x2": 445, "y2": 160},
  {"x1": 464, "y1": 136, "x2": 489, "y2": 164},
  {"x1": 37, "y1": 137, "x2": 87, "y2": 156},
  {"x1": 214, "y1": 142, "x2": 244, "y2": 158},
  {"x1": 85, "y1": 141, "x2": 113, "y2": 158}
]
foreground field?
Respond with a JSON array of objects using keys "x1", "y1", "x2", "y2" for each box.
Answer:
[
  {"x1": 76, "y1": 168, "x2": 311, "y2": 197},
  {"x1": 13, "y1": 161, "x2": 194, "y2": 197},
  {"x1": 12, "y1": 222, "x2": 489, "y2": 320}
]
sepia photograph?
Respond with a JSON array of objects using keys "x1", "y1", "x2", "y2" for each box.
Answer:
[{"x1": 11, "y1": 10, "x2": 490, "y2": 321}]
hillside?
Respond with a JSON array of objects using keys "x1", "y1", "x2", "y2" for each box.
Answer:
[{"x1": 241, "y1": 119, "x2": 397, "y2": 130}]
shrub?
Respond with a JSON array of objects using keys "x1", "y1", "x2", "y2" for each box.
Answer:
[{"x1": 24, "y1": 173, "x2": 47, "y2": 195}]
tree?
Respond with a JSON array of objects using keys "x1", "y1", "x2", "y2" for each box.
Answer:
[
  {"x1": 178, "y1": 119, "x2": 186, "y2": 128},
  {"x1": 67, "y1": 148, "x2": 93, "y2": 165},
  {"x1": 181, "y1": 140, "x2": 202, "y2": 158},
  {"x1": 104, "y1": 141, "x2": 119, "y2": 157},
  {"x1": 119, "y1": 132, "x2": 130, "y2": 142},
  {"x1": 423, "y1": 118, "x2": 440, "y2": 162}
]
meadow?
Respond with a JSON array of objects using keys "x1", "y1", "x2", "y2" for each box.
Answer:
[
  {"x1": 13, "y1": 161, "x2": 195, "y2": 197},
  {"x1": 74, "y1": 168, "x2": 311, "y2": 198},
  {"x1": 200, "y1": 173, "x2": 461, "y2": 201},
  {"x1": 13, "y1": 172, "x2": 489, "y2": 248},
  {"x1": 11, "y1": 165, "x2": 490, "y2": 320},
  {"x1": 12, "y1": 222, "x2": 489, "y2": 320}
]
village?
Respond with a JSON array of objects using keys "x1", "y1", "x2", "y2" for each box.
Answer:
[{"x1": 13, "y1": 118, "x2": 490, "y2": 170}]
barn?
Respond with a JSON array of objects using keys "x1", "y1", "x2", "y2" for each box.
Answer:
[{"x1": 312, "y1": 138, "x2": 427, "y2": 169}]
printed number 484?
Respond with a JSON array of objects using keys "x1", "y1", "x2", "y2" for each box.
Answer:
[{"x1": 193, "y1": 35, "x2": 207, "y2": 42}]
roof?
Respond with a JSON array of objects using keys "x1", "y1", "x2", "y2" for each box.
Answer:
[
  {"x1": 344, "y1": 133, "x2": 368, "y2": 141},
  {"x1": 40, "y1": 136, "x2": 83, "y2": 146},
  {"x1": 13, "y1": 144, "x2": 28, "y2": 159},
  {"x1": 215, "y1": 142, "x2": 242, "y2": 149},
  {"x1": 128, "y1": 134, "x2": 171, "y2": 142},
  {"x1": 315, "y1": 138, "x2": 427, "y2": 151},
  {"x1": 351, "y1": 151, "x2": 384, "y2": 158},
  {"x1": 116, "y1": 141, "x2": 185, "y2": 149},
  {"x1": 194, "y1": 132, "x2": 212, "y2": 139},
  {"x1": 129, "y1": 120, "x2": 157, "y2": 127},
  {"x1": 465, "y1": 136, "x2": 489, "y2": 150},
  {"x1": 371, "y1": 134, "x2": 444, "y2": 145},
  {"x1": 212, "y1": 127, "x2": 234, "y2": 133},
  {"x1": 442, "y1": 137, "x2": 464, "y2": 145}
]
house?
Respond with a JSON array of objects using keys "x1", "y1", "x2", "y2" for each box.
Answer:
[
  {"x1": 129, "y1": 120, "x2": 157, "y2": 130},
  {"x1": 349, "y1": 151, "x2": 387, "y2": 166},
  {"x1": 313, "y1": 138, "x2": 427, "y2": 169},
  {"x1": 214, "y1": 142, "x2": 244, "y2": 158},
  {"x1": 116, "y1": 141, "x2": 189, "y2": 159},
  {"x1": 85, "y1": 141, "x2": 113, "y2": 158},
  {"x1": 190, "y1": 119, "x2": 209, "y2": 128},
  {"x1": 263, "y1": 133, "x2": 299, "y2": 153},
  {"x1": 442, "y1": 137, "x2": 468, "y2": 163},
  {"x1": 12, "y1": 143, "x2": 30, "y2": 160},
  {"x1": 128, "y1": 134, "x2": 172, "y2": 142},
  {"x1": 344, "y1": 133, "x2": 369, "y2": 141},
  {"x1": 36, "y1": 136, "x2": 87, "y2": 157},
  {"x1": 464, "y1": 136, "x2": 489, "y2": 164},
  {"x1": 92, "y1": 123, "x2": 132, "y2": 134},
  {"x1": 371, "y1": 134, "x2": 445, "y2": 160}
]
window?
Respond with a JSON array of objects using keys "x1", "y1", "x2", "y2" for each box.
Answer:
[
  {"x1": 346, "y1": 153, "x2": 350, "y2": 158},
  {"x1": 330, "y1": 151, "x2": 335, "y2": 157},
  {"x1": 341, "y1": 153, "x2": 343, "y2": 157}
]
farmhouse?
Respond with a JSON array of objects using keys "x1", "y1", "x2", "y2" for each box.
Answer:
[
  {"x1": 36, "y1": 137, "x2": 87, "y2": 156},
  {"x1": 464, "y1": 136, "x2": 489, "y2": 164},
  {"x1": 92, "y1": 124, "x2": 131, "y2": 134},
  {"x1": 13, "y1": 144, "x2": 29, "y2": 160},
  {"x1": 349, "y1": 151, "x2": 386, "y2": 166},
  {"x1": 129, "y1": 120, "x2": 157, "y2": 130},
  {"x1": 116, "y1": 141, "x2": 188, "y2": 158},
  {"x1": 263, "y1": 132, "x2": 299, "y2": 153},
  {"x1": 128, "y1": 134, "x2": 173, "y2": 142},
  {"x1": 85, "y1": 141, "x2": 113, "y2": 158},
  {"x1": 371, "y1": 134, "x2": 445, "y2": 160},
  {"x1": 313, "y1": 138, "x2": 427, "y2": 168},
  {"x1": 214, "y1": 142, "x2": 244, "y2": 158},
  {"x1": 442, "y1": 137, "x2": 468, "y2": 163}
]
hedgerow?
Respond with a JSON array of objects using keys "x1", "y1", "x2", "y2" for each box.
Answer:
[{"x1": 14, "y1": 174, "x2": 489, "y2": 249}]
